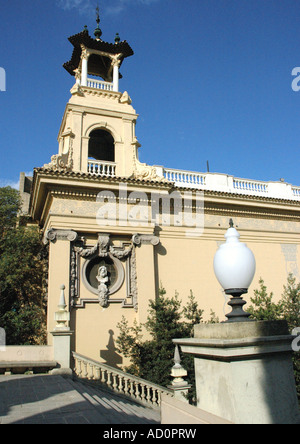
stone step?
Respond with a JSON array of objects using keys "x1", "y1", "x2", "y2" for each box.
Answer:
[
  {"x1": 0, "y1": 374, "x2": 160, "y2": 424},
  {"x1": 68, "y1": 378, "x2": 160, "y2": 423}
]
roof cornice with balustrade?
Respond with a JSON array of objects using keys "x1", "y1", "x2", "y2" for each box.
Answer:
[{"x1": 160, "y1": 167, "x2": 300, "y2": 202}]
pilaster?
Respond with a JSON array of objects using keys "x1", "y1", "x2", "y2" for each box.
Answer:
[
  {"x1": 133, "y1": 234, "x2": 160, "y2": 328},
  {"x1": 46, "y1": 230, "x2": 77, "y2": 343}
]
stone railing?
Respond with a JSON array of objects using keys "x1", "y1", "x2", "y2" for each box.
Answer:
[
  {"x1": 87, "y1": 78, "x2": 114, "y2": 91},
  {"x1": 160, "y1": 167, "x2": 300, "y2": 201},
  {"x1": 164, "y1": 169, "x2": 206, "y2": 188},
  {"x1": 87, "y1": 160, "x2": 116, "y2": 177},
  {"x1": 72, "y1": 352, "x2": 173, "y2": 409}
]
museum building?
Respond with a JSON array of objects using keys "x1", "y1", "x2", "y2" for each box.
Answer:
[{"x1": 20, "y1": 19, "x2": 300, "y2": 364}]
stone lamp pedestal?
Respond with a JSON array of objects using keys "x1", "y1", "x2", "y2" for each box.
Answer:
[{"x1": 174, "y1": 320, "x2": 300, "y2": 424}]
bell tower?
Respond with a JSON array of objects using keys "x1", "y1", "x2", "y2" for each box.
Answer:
[{"x1": 44, "y1": 9, "x2": 153, "y2": 179}]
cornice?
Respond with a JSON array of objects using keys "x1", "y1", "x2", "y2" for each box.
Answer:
[
  {"x1": 67, "y1": 99, "x2": 138, "y2": 120},
  {"x1": 173, "y1": 185, "x2": 300, "y2": 207},
  {"x1": 30, "y1": 168, "x2": 300, "y2": 229},
  {"x1": 32, "y1": 168, "x2": 172, "y2": 189},
  {"x1": 32, "y1": 169, "x2": 300, "y2": 205}
]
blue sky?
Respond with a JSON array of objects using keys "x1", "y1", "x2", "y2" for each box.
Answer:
[{"x1": 1, "y1": 0, "x2": 300, "y2": 188}]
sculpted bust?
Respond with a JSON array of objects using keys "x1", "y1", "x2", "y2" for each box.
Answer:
[{"x1": 96, "y1": 266, "x2": 109, "y2": 308}]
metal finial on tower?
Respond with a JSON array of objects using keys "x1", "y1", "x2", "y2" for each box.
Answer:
[
  {"x1": 96, "y1": 5, "x2": 100, "y2": 25},
  {"x1": 94, "y1": 5, "x2": 102, "y2": 40}
]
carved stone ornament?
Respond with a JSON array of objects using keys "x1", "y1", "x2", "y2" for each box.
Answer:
[
  {"x1": 74, "y1": 233, "x2": 110, "y2": 258},
  {"x1": 70, "y1": 82, "x2": 84, "y2": 97},
  {"x1": 132, "y1": 152, "x2": 169, "y2": 182},
  {"x1": 120, "y1": 91, "x2": 132, "y2": 105},
  {"x1": 45, "y1": 229, "x2": 78, "y2": 244},
  {"x1": 96, "y1": 265, "x2": 109, "y2": 308},
  {"x1": 132, "y1": 162, "x2": 163, "y2": 182},
  {"x1": 110, "y1": 53, "x2": 122, "y2": 68},
  {"x1": 132, "y1": 233, "x2": 160, "y2": 246},
  {"x1": 80, "y1": 45, "x2": 90, "y2": 60},
  {"x1": 71, "y1": 234, "x2": 138, "y2": 311},
  {"x1": 130, "y1": 246, "x2": 138, "y2": 312},
  {"x1": 43, "y1": 135, "x2": 74, "y2": 172}
]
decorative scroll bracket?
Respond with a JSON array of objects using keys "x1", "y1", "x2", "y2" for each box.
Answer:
[{"x1": 132, "y1": 233, "x2": 160, "y2": 246}]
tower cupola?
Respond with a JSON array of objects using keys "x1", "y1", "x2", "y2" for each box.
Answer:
[
  {"x1": 63, "y1": 9, "x2": 134, "y2": 92},
  {"x1": 43, "y1": 9, "x2": 161, "y2": 182}
]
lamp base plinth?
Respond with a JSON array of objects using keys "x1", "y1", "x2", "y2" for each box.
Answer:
[{"x1": 225, "y1": 289, "x2": 252, "y2": 323}]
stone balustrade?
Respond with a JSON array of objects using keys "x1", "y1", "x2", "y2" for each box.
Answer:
[
  {"x1": 161, "y1": 167, "x2": 300, "y2": 201},
  {"x1": 72, "y1": 352, "x2": 173, "y2": 409},
  {"x1": 87, "y1": 160, "x2": 116, "y2": 177},
  {"x1": 87, "y1": 78, "x2": 114, "y2": 91}
]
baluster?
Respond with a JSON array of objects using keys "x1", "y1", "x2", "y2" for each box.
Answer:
[
  {"x1": 74, "y1": 357, "x2": 78, "y2": 375},
  {"x1": 134, "y1": 382, "x2": 140, "y2": 399},
  {"x1": 83, "y1": 362, "x2": 88, "y2": 379},
  {"x1": 146, "y1": 387, "x2": 151, "y2": 403},
  {"x1": 118, "y1": 375, "x2": 124, "y2": 393},
  {"x1": 124, "y1": 378, "x2": 129, "y2": 395},
  {"x1": 130, "y1": 381, "x2": 134, "y2": 397},
  {"x1": 141, "y1": 384, "x2": 146, "y2": 402},
  {"x1": 107, "y1": 371, "x2": 112, "y2": 387},
  {"x1": 157, "y1": 390, "x2": 162, "y2": 406},
  {"x1": 152, "y1": 388, "x2": 157, "y2": 405},
  {"x1": 95, "y1": 366, "x2": 101, "y2": 381},
  {"x1": 112, "y1": 373, "x2": 118, "y2": 391},
  {"x1": 101, "y1": 368, "x2": 106, "y2": 384},
  {"x1": 78, "y1": 359, "x2": 83, "y2": 377},
  {"x1": 89, "y1": 364, "x2": 94, "y2": 380}
]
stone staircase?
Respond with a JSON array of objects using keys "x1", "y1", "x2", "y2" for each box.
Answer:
[{"x1": 0, "y1": 374, "x2": 160, "y2": 424}]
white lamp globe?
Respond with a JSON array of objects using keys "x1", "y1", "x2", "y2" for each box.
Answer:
[{"x1": 214, "y1": 224, "x2": 256, "y2": 292}]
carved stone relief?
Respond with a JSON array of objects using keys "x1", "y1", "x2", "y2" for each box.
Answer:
[
  {"x1": 71, "y1": 233, "x2": 138, "y2": 311},
  {"x1": 97, "y1": 265, "x2": 109, "y2": 308},
  {"x1": 43, "y1": 132, "x2": 74, "y2": 173}
]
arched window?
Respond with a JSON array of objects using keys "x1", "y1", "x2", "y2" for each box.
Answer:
[{"x1": 88, "y1": 129, "x2": 115, "y2": 162}]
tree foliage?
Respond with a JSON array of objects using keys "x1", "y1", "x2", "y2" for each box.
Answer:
[
  {"x1": 116, "y1": 288, "x2": 218, "y2": 403},
  {"x1": 0, "y1": 187, "x2": 46, "y2": 345},
  {"x1": 247, "y1": 278, "x2": 283, "y2": 321}
]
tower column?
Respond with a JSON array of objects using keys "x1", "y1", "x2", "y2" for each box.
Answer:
[
  {"x1": 113, "y1": 64, "x2": 119, "y2": 92},
  {"x1": 81, "y1": 58, "x2": 88, "y2": 87},
  {"x1": 80, "y1": 46, "x2": 89, "y2": 87}
]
